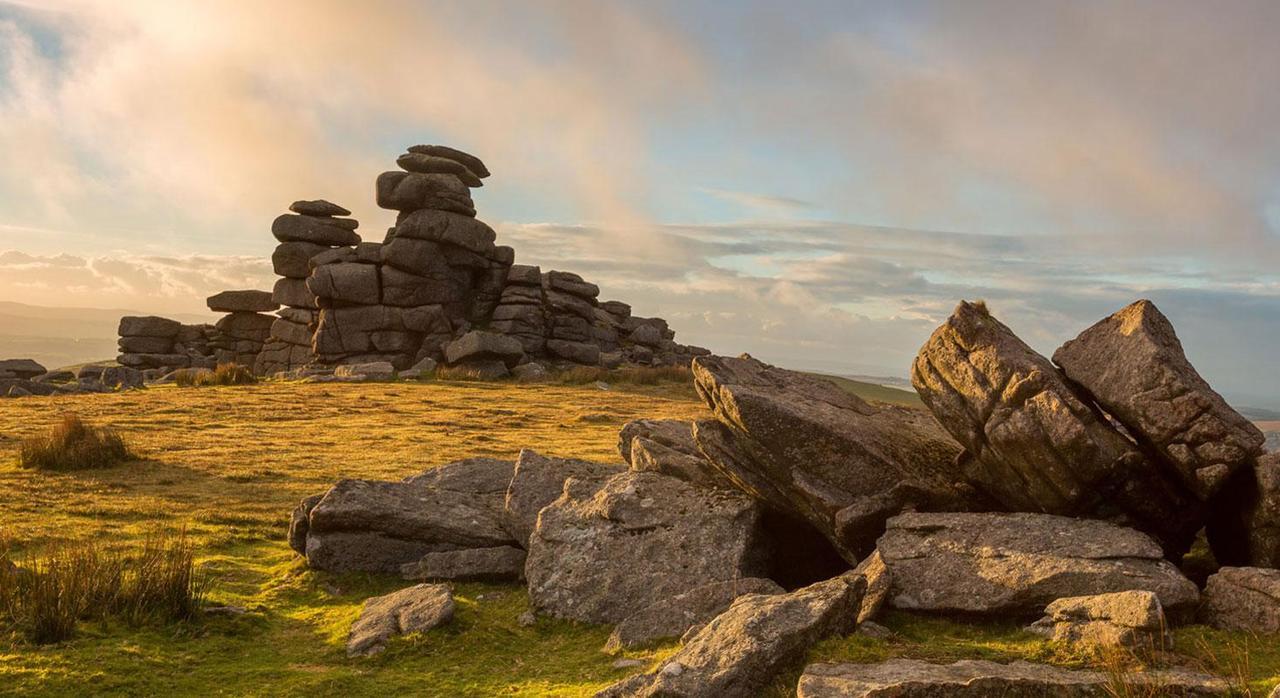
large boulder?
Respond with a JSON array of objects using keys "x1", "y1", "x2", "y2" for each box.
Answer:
[
  {"x1": 206, "y1": 290, "x2": 278, "y2": 313},
  {"x1": 911, "y1": 300, "x2": 1202, "y2": 555},
  {"x1": 691, "y1": 354, "x2": 975, "y2": 563},
  {"x1": 376, "y1": 171, "x2": 475, "y2": 216},
  {"x1": 272, "y1": 241, "x2": 331, "y2": 278},
  {"x1": 876, "y1": 512, "x2": 1199, "y2": 617},
  {"x1": 396, "y1": 152, "x2": 483, "y2": 187},
  {"x1": 406, "y1": 144, "x2": 490, "y2": 179},
  {"x1": 545, "y1": 339, "x2": 600, "y2": 365},
  {"x1": 271, "y1": 213, "x2": 361, "y2": 246},
  {"x1": 526, "y1": 471, "x2": 767, "y2": 624},
  {"x1": 502, "y1": 450, "x2": 624, "y2": 546},
  {"x1": 1200, "y1": 566, "x2": 1280, "y2": 633},
  {"x1": 444, "y1": 331, "x2": 523, "y2": 368},
  {"x1": 391, "y1": 209, "x2": 496, "y2": 254},
  {"x1": 1207, "y1": 453, "x2": 1280, "y2": 568},
  {"x1": 119, "y1": 315, "x2": 182, "y2": 338},
  {"x1": 308, "y1": 262, "x2": 381, "y2": 306},
  {"x1": 796, "y1": 659, "x2": 1228, "y2": 697},
  {"x1": 603, "y1": 577, "x2": 783, "y2": 653},
  {"x1": 597, "y1": 572, "x2": 866, "y2": 698},
  {"x1": 1054, "y1": 300, "x2": 1264, "y2": 498},
  {"x1": 0, "y1": 359, "x2": 46, "y2": 379},
  {"x1": 346, "y1": 584, "x2": 454, "y2": 657},
  {"x1": 1026, "y1": 591, "x2": 1169, "y2": 649}
]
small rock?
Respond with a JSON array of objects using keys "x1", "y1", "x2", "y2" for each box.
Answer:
[
  {"x1": 399, "y1": 357, "x2": 437, "y2": 380},
  {"x1": 511, "y1": 362, "x2": 550, "y2": 382},
  {"x1": 856, "y1": 621, "x2": 895, "y2": 640},
  {"x1": 1200, "y1": 566, "x2": 1280, "y2": 633},
  {"x1": 1026, "y1": 591, "x2": 1169, "y2": 649},
  {"x1": 612, "y1": 659, "x2": 646, "y2": 670},
  {"x1": 346, "y1": 584, "x2": 454, "y2": 657},
  {"x1": 594, "y1": 381, "x2": 610, "y2": 391},
  {"x1": 517, "y1": 610, "x2": 536, "y2": 627}
]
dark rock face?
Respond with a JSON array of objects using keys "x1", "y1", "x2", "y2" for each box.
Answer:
[
  {"x1": 206, "y1": 290, "x2": 278, "y2": 313},
  {"x1": 876, "y1": 512, "x2": 1200, "y2": 617},
  {"x1": 1207, "y1": 453, "x2": 1280, "y2": 568},
  {"x1": 396, "y1": 152, "x2": 483, "y2": 187},
  {"x1": 1054, "y1": 300, "x2": 1264, "y2": 498},
  {"x1": 1200, "y1": 566, "x2": 1280, "y2": 633},
  {"x1": 691, "y1": 354, "x2": 976, "y2": 563},
  {"x1": 502, "y1": 449, "x2": 624, "y2": 547},
  {"x1": 603, "y1": 577, "x2": 783, "y2": 652},
  {"x1": 795, "y1": 659, "x2": 1228, "y2": 697},
  {"x1": 911, "y1": 300, "x2": 1202, "y2": 555},
  {"x1": 346, "y1": 584, "x2": 454, "y2": 657},
  {"x1": 406, "y1": 144, "x2": 491, "y2": 179},
  {"x1": 526, "y1": 471, "x2": 768, "y2": 625},
  {"x1": 290, "y1": 199, "x2": 351, "y2": 216},
  {"x1": 376, "y1": 171, "x2": 475, "y2": 216},
  {"x1": 597, "y1": 572, "x2": 866, "y2": 698},
  {"x1": 400, "y1": 546, "x2": 526, "y2": 583},
  {"x1": 272, "y1": 213, "x2": 361, "y2": 246},
  {"x1": 0, "y1": 359, "x2": 46, "y2": 379},
  {"x1": 119, "y1": 316, "x2": 182, "y2": 338}
]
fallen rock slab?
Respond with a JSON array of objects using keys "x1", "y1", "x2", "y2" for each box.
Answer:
[
  {"x1": 597, "y1": 572, "x2": 866, "y2": 698},
  {"x1": 603, "y1": 577, "x2": 783, "y2": 653},
  {"x1": 796, "y1": 659, "x2": 1228, "y2": 697},
  {"x1": 692, "y1": 354, "x2": 977, "y2": 563},
  {"x1": 526, "y1": 471, "x2": 767, "y2": 624},
  {"x1": 911, "y1": 300, "x2": 1202, "y2": 555},
  {"x1": 502, "y1": 449, "x2": 623, "y2": 547},
  {"x1": 1027, "y1": 591, "x2": 1169, "y2": 649},
  {"x1": 1201, "y1": 566, "x2": 1280, "y2": 633},
  {"x1": 877, "y1": 512, "x2": 1199, "y2": 617},
  {"x1": 401, "y1": 546, "x2": 526, "y2": 583},
  {"x1": 1054, "y1": 300, "x2": 1264, "y2": 498},
  {"x1": 346, "y1": 584, "x2": 454, "y2": 657}
]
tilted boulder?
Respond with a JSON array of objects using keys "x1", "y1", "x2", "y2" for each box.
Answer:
[
  {"x1": 876, "y1": 512, "x2": 1199, "y2": 617},
  {"x1": 796, "y1": 659, "x2": 1228, "y2": 697},
  {"x1": 1200, "y1": 566, "x2": 1280, "y2": 633},
  {"x1": 692, "y1": 354, "x2": 976, "y2": 563},
  {"x1": 1054, "y1": 300, "x2": 1264, "y2": 498},
  {"x1": 346, "y1": 583, "x2": 454, "y2": 657},
  {"x1": 502, "y1": 449, "x2": 625, "y2": 547},
  {"x1": 603, "y1": 577, "x2": 783, "y2": 653},
  {"x1": 911, "y1": 300, "x2": 1202, "y2": 555},
  {"x1": 444, "y1": 330, "x2": 524, "y2": 368},
  {"x1": 406, "y1": 144, "x2": 491, "y2": 179},
  {"x1": 1026, "y1": 591, "x2": 1169, "y2": 649},
  {"x1": 618, "y1": 418, "x2": 731, "y2": 489},
  {"x1": 0, "y1": 359, "x2": 46, "y2": 380},
  {"x1": 597, "y1": 572, "x2": 866, "y2": 698},
  {"x1": 1207, "y1": 452, "x2": 1280, "y2": 568},
  {"x1": 289, "y1": 199, "x2": 350, "y2": 216},
  {"x1": 526, "y1": 471, "x2": 767, "y2": 624},
  {"x1": 396, "y1": 152, "x2": 483, "y2": 187}
]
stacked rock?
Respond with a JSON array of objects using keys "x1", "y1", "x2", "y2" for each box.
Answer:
[
  {"x1": 258, "y1": 200, "x2": 360, "y2": 375},
  {"x1": 117, "y1": 316, "x2": 216, "y2": 371},
  {"x1": 207, "y1": 290, "x2": 278, "y2": 367},
  {"x1": 541, "y1": 270, "x2": 602, "y2": 367},
  {"x1": 489, "y1": 264, "x2": 548, "y2": 355}
]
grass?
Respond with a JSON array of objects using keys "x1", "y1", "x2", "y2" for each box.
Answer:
[
  {"x1": 174, "y1": 364, "x2": 256, "y2": 387},
  {"x1": 810, "y1": 373, "x2": 925, "y2": 408},
  {"x1": 19, "y1": 415, "x2": 136, "y2": 472},
  {"x1": 0, "y1": 380, "x2": 1275, "y2": 696}
]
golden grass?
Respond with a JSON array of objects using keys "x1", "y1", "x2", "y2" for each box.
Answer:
[
  {"x1": 18, "y1": 414, "x2": 135, "y2": 472},
  {"x1": 174, "y1": 364, "x2": 256, "y2": 387}
]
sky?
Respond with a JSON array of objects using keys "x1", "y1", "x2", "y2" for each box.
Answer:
[{"x1": 0, "y1": 0, "x2": 1278, "y2": 405}]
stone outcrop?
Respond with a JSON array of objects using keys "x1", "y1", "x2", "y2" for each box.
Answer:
[
  {"x1": 501, "y1": 449, "x2": 624, "y2": 547},
  {"x1": 795, "y1": 659, "x2": 1228, "y2": 697},
  {"x1": 603, "y1": 577, "x2": 782, "y2": 653},
  {"x1": 691, "y1": 354, "x2": 978, "y2": 562},
  {"x1": 1026, "y1": 591, "x2": 1169, "y2": 649},
  {"x1": 911, "y1": 300, "x2": 1202, "y2": 555},
  {"x1": 400, "y1": 546, "x2": 526, "y2": 583},
  {"x1": 116, "y1": 315, "x2": 217, "y2": 371},
  {"x1": 597, "y1": 572, "x2": 866, "y2": 698},
  {"x1": 346, "y1": 583, "x2": 454, "y2": 657},
  {"x1": 1200, "y1": 566, "x2": 1280, "y2": 633},
  {"x1": 876, "y1": 512, "x2": 1199, "y2": 617},
  {"x1": 618, "y1": 418, "x2": 731, "y2": 488},
  {"x1": 1054, "y1": 300, "x2": 1264, "y2": 499},
  {"x1": 1207, "y1": 452, "x2": 1280, "y2": 568},
  {"x1": 525, "y1": 471, "x2": 768, "y2": 624}
]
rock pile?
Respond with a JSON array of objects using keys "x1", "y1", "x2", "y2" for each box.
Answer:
[
  {"x1": 117, "y1": 316, "x2": 217, "y2": 371},
  {"x1": 205, "y1": 289, "x2": 278, "y2": 368}
]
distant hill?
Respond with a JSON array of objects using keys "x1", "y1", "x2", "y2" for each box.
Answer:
[
  {"x1": 811, "y1": 373, "x2": 924, "y2": 408},
  {"x1": 0, "y1": 301, "x2": 212, "y2": 369}
]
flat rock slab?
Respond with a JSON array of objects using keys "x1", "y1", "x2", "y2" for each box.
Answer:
[
  {"x1": 692, "y1": 354, "x2": 974, "y2": 563},
  {"x1": 207, "y1": 290, "x2": 278, "y2": 313},
  {"x1": 272, "y1": 213, "x2": 361, "y2": 246},
  {"x1": 597, "y1": 573, "x2": 866, "y2": 698},
  {"x1": 796, "y1": 659, "x2": 1229, "y2": 697},
  {"x1": 406, "y1": 144, "x2": 490, "y2": 178},
  {"x1": 1054, "y1": 300, "x2": 1264, "y2": 498},
  {"x1": 527, "y1": 471, "x2": 766, "y2": 624},
  {"x1": 445, "y1": 330, "x2": 523, "y2": 367},
  {"x1": 1027, "y1": 591, "x2": 1168, "y2": 649},
  {"x1": 119, "y1": 315, "x2": 182, "y2": 338},
  {"x1": 911, "y1": 300, "x2": 1201, "y2": 555},
  {"x1": 290, "y1": 199, "x2": 351, "y2": 216},
  {"x1": 1201, "y1": 566, "x2": 1280, "y2": 633},
  {"x1": 0, "y1": 359, "x2": 46, "y2": 379},
  {"x1": 877, "y1": 512, "x2": 1199, "y2": 617},
  {"x1": 502, "y1": 449, "x2": 624, "y2": 547},
  {"x1": 401, "y1": 546, "x2": 526, "y2": 583},
  {"x1": 346, "y1": 584, "x2": 454, "y2": 657},
  {"x1": 604, "y1": 577, "x2": 783, "y2": 653}
]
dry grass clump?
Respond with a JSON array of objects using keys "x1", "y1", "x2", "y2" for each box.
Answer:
[
  {"x1": 0, "y1": 533, "x2": 208, "y2": 645},
  {"x1": 175, "y1": 364, "x2": 257, "y2": 387},
  {"x1": 19, "y1": 414, "x2": 135, "y2": 472},
  {"x1": 554, "y1": 365, "x2": 692, "y2": 385},
  {"x1": 434, "y1": 364, "x2": 497, "y2": 382}
]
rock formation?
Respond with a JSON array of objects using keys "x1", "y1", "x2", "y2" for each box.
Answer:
[
  {"x1": 117, "y1": 315, "x2": 217, "y2": 371},
  {"x1": 1207, "y1": 452, "x2": 1280, "y2": 568},
  {"x1": 346, "y1": 583, "x2": 454, "y2": 657},
  {"x1": 1200, "y1": 566, "x2": 1280, "y2": 633},
  {"x1": 1026, "y1": 591, "x2": 1170, "y2": 649}
]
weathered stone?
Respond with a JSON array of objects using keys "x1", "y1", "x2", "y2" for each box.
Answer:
[
  {"x1": 618, "y1": 419, "x2": 728, "y2": 488},
  {"x1": 544, "y1": 270, "x2": 599, "y2": 299},
  {"x1": 401, "y1": 546, "x2": 526, "y2": 583},
  {"x1": 692, "y1": 354, "x2": 974, "y2": 563},
  {"x1": 911, "y1": 300, "x2": 1201, "y2": 555},
  {"x1": 527, "y1": 471, "x2": 767, "y2": 624},
  {"x1": 402, "y1": 457, "x2": 515, "y2": 500},
  {"x1": 288, "y1": 494, "x2": 324, "y2": 556},
  {"x1": 272, "y1": 277, "x2": 318, "y2": 309},
  {"x1": 1201, "y1": 566, "x2": 1280, "y2": 633},
  {"x1": 272, "y1": 213, "x2": 361, "y2": 246},
  {"x1": 396, "y1": 152, "x2": 483, "y2": 187},
  {"x1": 0, "y1": 359, "x2": 46, "y2": 379},
  {"x1": 604, "y1": 578, "x2": 783, "y2": 652},
  {"x1": 545, "y1": 339, "x2": 600, "y2": 365},
  {"x1": 308, "y1": 262, "x2": 381, "y2": 306},
  {"x1": 118, "y1": 335, "x2": 174, "y2": 354},
  {"x1": 507, "y1": 264, "x2": 542, "y2": 286},
  {"x1": 376, "y1": 171, "x2": 475, "y2": 216},
  {"x1": 207, "y1": 290, "x2": 278, "y2": 313},
  {"x1": 498, "y1": 285, "x2": 543, "y2": 306},
  {"x1": 304, "y1": 479, "x2": 514, "y2": 573},
  {"x1": 795, "y1": 659, "x2": 1229, "y2": 697},
  {"x1": 399, "y1": 356, "x2": 437, "y2": 379},
  {"x1": 289, "y1": 199, "x2": 351, "y2": 217},
  {"x1": 1027, "y1": 591, "x2": 1168, "y2": 649},
  {"x1": 391, "y1": 209, "x2": 496, "y2": 253},
  {"x1": 1055, "y1": 300, "x2": 1264, "y2": 498},
  {"x1": 99, "y1": 366, "x2": 144, "y2": 389},
  {"x1": 598, "y1": 573, "x2": 866, "y2": 698},
  {"x1": 854, "y1": 551, "x2": 890, "y2": 624},
  {"x1": 119, "y1": 315, "x2": 182, "y2": 338},
  {"x1": 406, "y1": 144, "x2": 490, "y2": 178},
  {"x1": 347, "y1": 584, "x2": 454, "y2": 657},
  {"x1": 270, "y1": 318, "x2": 312, "y2": 347},
  {"x1": 545, "y1": 289, "x2": 597, "y2": 320},
  {"x1": 502, "y1": 449, "x2": 625, "y2": 547},
  {"x1": 215, "y1": 312, "x2": 274, "y2": 341},
  {"x1": 444, "y1": 330, "x2": 523, "y2": 367},
  {"x1": 600, "y1": 300, "x2": 631, "y2": 320},
  {"x1": 629, "y1": 324, "x2": 663, "y2": 347},
  {"x1": 272, "y1": 241, "x2": 331, "y2": 278},
  {"x1": 1208, "y1": 453, "x2": 1280, "y2": 568},
  {"x1": 878, "y1": 512, "x2": 1199, "y2": 617}
]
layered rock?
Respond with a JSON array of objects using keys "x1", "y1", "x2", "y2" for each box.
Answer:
[
  {"x1": 691, "y1": 354, "x2": 977, "y2": 562},
  {"x1": 117, "y1": 316, "x2": 217, "y2": 371},
  {"x1": 911, "y1": 300, "x2": 1202, "y2": 555},
  {"x1": 618, "y1": 418, "x2": 731, "y2": 488},
  {"x1": 501, "y1": 449, "x2": 624, "y2": 547},
  {"x1": 876, "y1": 512, "x2": 1199, "y2": 617},
  {"x1": 1200, "y1": 566, "x2": 1280, "y2": 633},
  {"x1": 1054, "y1": 300, "x2": 1264, "y2": 499},
  {"x1": 1026, "y1": 591, "x2": 1169, "y2": 649}
]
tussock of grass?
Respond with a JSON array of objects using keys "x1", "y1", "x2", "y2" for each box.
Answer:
[
  {"x1": 19, "y1": 414, "x2": 135, "y2": 471},
  {"x1": 433, "y1": 364, "x2": 497, "y2": 382},
  {"x1": 0, "y1": 533, "x2": 209, "y2": 645},
  {"x1": 175, "y1": 364, "x2": 256, "y2": 387}
]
